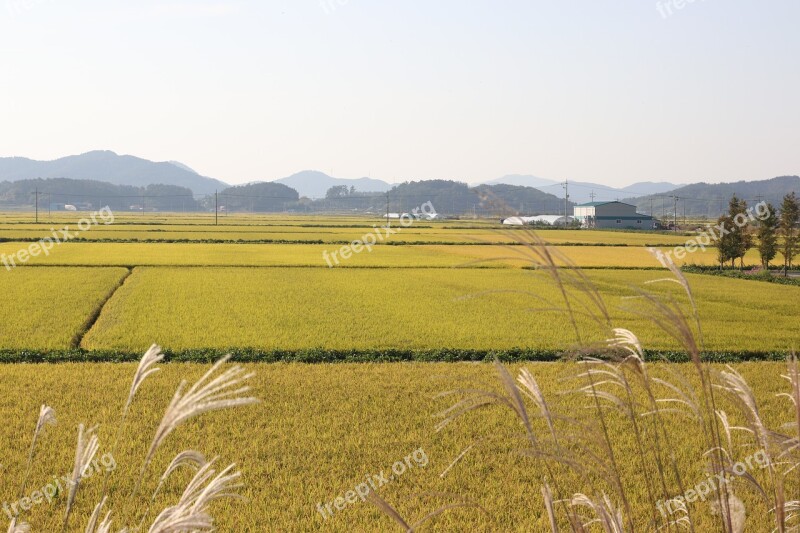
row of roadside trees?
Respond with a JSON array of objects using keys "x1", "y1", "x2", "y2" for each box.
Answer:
[{"x1": 717, "y1": 192, "x2": 799, "y2": 273}]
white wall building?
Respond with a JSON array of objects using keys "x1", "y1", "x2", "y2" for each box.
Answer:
[{"x1": 573, "y1": 201, "x2": 655, "y2": 229}]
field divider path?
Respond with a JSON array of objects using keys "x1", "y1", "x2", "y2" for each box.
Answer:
[{"x1": 70, "y1": 266, "x2": 134, "y2": 349}]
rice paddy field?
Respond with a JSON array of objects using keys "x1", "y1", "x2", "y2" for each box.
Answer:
[{"x1": 0, "y1": 211, "x2": 797, "y2": 531}]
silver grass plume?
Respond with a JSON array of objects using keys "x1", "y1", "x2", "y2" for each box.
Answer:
[
  {"x1": 136, "y1": 356, "x2": 257, "y2": 494},
  {"x1": 138, "y1": 451, "x2": 209, "y2": 530},
  {"x1": 85, "y1": 496, "x2": 126, "y2": 533},
  {"x1": 570, "y1": 492, "x2": 625, "y2": 533},
  {"x1": 711, "y1": 492, "x2": 746, "y2": 533},
  {"x1": 124, "y1": 344, "x2": 164, "y2": 416},
  {"x1": 147, "y1": 459, "x2": 242, "y2": 533},
  {"x1": 6, "y1": 519, "x2": 29, "y2": 533},
  {"x1": 63, "y1": 424, "x2": 100, "y2": 533},
  {"x1": 147, "y1": 514, "x2": 212, "y2": 533},
  {"x1": 606, "y1": 328, "x2": 644, "y2": 362},
  {"x1": 18, "y1": 405, "x2": 56, "y2": 501},
  {"x1": 103, "y1": 345, "x2": 164, "y2": 500}
]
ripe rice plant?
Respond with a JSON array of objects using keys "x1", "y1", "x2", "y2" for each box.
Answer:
[
  {"x1": 0, "y1": 268, "x2": 129, "y2": 350},
  {"x1": 79, "y1": 266, "x2": 800, "y2": 354}
]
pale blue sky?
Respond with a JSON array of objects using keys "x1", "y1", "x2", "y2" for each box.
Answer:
[{"x1": 0, "y1": 1, "x2": 798, "y2": 186}]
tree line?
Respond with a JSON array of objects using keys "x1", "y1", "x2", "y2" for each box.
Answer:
[{"x1": 717, "y1": 192, "x2": 800, "y2": 274}]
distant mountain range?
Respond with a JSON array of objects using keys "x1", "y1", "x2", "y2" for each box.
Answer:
[
  {"x1": 0, "y1": 152, "x2": 795, "y2": 217},
  {"x1": 275, "y1": 172, "x2": 677, "y2": 203},
  {"x1": 0, "y1": 151, "x2": 229, "y2": 196},
  {"x1": 483, "y1": 175, "x2": 678, "y2": 204},
  {"x1": 625, "y1": 176, "x2": 800, "y2": 218},
  {"x1": 272, "y1": 170, "x2": 390, "y2": 198}
]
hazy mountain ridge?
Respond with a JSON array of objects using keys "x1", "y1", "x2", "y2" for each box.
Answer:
[
  {"x1": 0, "y1": 151, "x2": 229, "y2": 196},
  {"x1": 273, "y1": 170, "x2": 391, "y2": 198},
  {"x1": 484, "y1": 175, "x2": 679, "y2": 204},
  {"x1": 624, "y1": 176, "x2": 800, "y2": 218},
  {"x1": 1, "y1": 152, "x2": 794, "y2": 216}
]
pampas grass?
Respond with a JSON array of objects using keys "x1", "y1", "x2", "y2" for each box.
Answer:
[
  {"x1": 370, "y1": 228, "x2": 798, "y2": 531},
  {"x1": 84, "y1": 497, "x2": 121, "y2": 533},
  {"x1": 62, "y1": 424, "x2": 99, "y2": 532},
  {"x1": 3, "y1": 347, "x2": 257, "y2": 533},
  {"x1": 135, "y1": 355, "x2": 257, "y2": 498},
  {"x1": 6, "y1": 519, "x2": 29, "y2": 533},
  {"x1": 147, "y1": 459, "x2": 242, "y2": 533},
  {"x1": 17, "y1": 405, "x2": 55, "y2": 513}
]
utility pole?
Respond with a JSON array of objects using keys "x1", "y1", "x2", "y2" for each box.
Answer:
[
  {"x1": 562, "y1": 179, "x2": 569, "y2": 227},
  {"x1": 671, "y1": 195, "x2": 678, "y2": 231},
  {"x1": 215, "y1": 190, "x2": 218, "y2": 225},
  {"x1": 589, "y1": 191, "x2": 596, "y2": 202},
  {"x1": 386, "y1": 192, "x2": 390, "y2": 227},
  {"x1": 48, "y1": 193, "x2": 51, "y2": 219},
  {"x1": 650, "y1": 197, "x2": 653, "y2": 217},
  {"x1": 35, "y1": 187, "x2": 38, "y2": 223}
]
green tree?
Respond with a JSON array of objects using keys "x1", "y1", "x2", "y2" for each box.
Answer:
[
  {"x1": 325, "y1": 185, "x2": 350, "y2": 199},
  {"x1": 718, "y1": 195, "x2": 751, "y2": 269},
  {"x1": 779, "y1": 192, "x2": 800, "y2": 275},
  {"x1": 757, "y1": 202, "x2": 779, "y2": 268}
]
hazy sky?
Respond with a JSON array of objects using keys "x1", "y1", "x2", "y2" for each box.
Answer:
[{"x1": 1, "y1": 1, "x2": 798, "y2": 186}]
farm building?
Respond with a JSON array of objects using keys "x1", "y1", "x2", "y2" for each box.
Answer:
[
  {"x1": 502, "y1": 215, "x2": 575, "y2": 226},
  {"x1": 573, "y1": 201, "x2": 656, "y2": 229}
]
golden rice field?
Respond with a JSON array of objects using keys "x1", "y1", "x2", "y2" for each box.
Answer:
[
  {"x1": 0, "y1": 217, "x2": 694, "y2": 245},
  {"x1": 0, "y1": 267, "x2": 128, "y2": 349},
  {"x1": 77, "y1": 267, "x2": 799, "y2": 353},
  {"x1": 0, "y1": 241, "x2": 776, "y2": 268},
  {"x1": 0, "y1": 212, "x2": 797, "y2": 532},
  {"x1": 0, "y1": 361, "x2": 792, "y2": 531}
]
